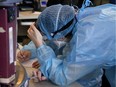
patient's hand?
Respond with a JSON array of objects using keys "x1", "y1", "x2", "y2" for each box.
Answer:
[{"x1": 17, "y1": 50, "x2": 31, "y2": 62}]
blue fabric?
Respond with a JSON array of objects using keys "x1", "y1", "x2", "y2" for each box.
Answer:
[
  {"x1": 22, "y1": 41, "x2": 64, "y2": 58},
  {"x1": 36, "y1": 4, "x2": 76, "y2": 40},
  {"x1": 22, "y1": 4, "x2": 116, "y2": 87}
]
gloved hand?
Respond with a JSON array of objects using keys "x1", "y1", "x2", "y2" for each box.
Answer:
[
  {"x1": 17, "y1": 50, "x2": 31, "y2": 62},
  {"x1": 27, "y1": 23, "x2": 43, "y2": 48},
  {"x1": 33, "y1": 70, "x2": 47, "y2": 81}
]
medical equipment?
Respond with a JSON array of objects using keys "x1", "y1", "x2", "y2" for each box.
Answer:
[
  {"x1": 0, "y1": 6, "x2": 17, "y2": 84},
  {"x1": 15, "y1": 60, "x2": 37, "y2": 87}
]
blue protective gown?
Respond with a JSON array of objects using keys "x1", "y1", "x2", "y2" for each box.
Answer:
[{"x1": 22, "y1": 4, "x2": 116, "y2": 87}]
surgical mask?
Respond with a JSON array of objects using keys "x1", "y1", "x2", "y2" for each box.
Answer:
[{"x1": 54, "y1": 40, "x2": 67, "y2": 49}]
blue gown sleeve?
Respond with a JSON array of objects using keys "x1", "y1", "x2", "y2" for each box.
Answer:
[
  {"x1": 36, "y1": 44, "x2": 103, "y2": 86},
  {"x1": 21, "y1": 41, "x2": 61, "y2": 59}
]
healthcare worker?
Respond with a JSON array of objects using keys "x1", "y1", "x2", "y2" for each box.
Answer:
[{"x1": 17, "y1": 1, "x2": 116, "y2": 87}]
